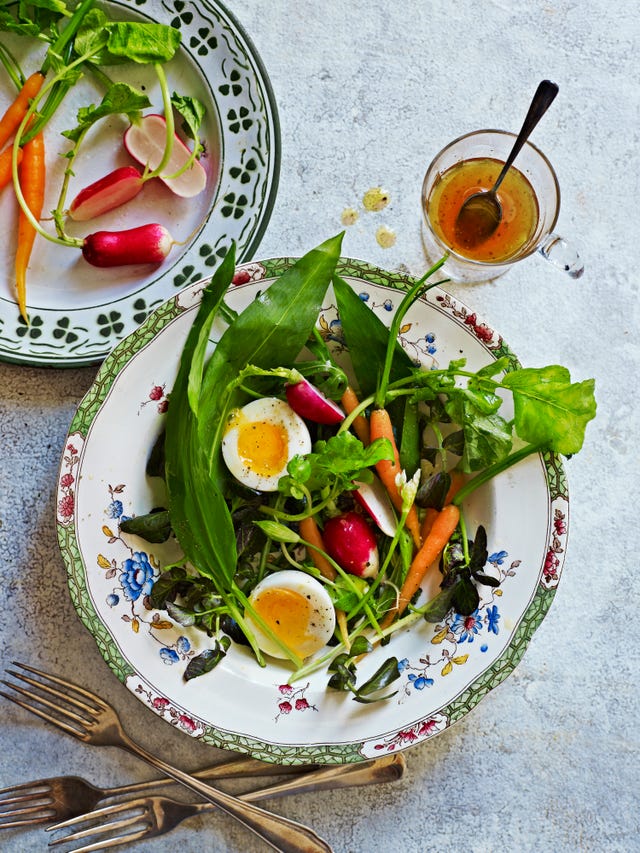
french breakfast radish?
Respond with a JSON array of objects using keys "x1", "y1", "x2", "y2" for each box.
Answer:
[
  {"x1": 82, "y1": 223, "x2": 174, "y2": 267},
  {"x1": 353, "y1": 474, "x2": 397, "y2": 538},
  {"x1": 285, "y1": 377, "x2": 344, "y2": 425},
  {"x1": 322, "y1": 511, "x2": 379, "y2": 579},
  {"x1": 124, "y1": 114, "x2": 207, "y2": 198},
  {"x1": 69, "y1": 166, "x2": 144, "y2": 221}
]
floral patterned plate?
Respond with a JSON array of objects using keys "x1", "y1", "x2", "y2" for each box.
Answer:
[
  {"x1": 0, "y1": 0, "x2": 279, "y2": 367},
  {"x1": 56, "y1": 257, "x2": 568, "y2": 764}
]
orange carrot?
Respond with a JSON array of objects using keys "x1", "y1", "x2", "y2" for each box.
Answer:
[
  {"x1": 340, "y1": 385, "x2": 370, "y2": 445},
  {"x1": 382, "y1": 503, "x2": 460, "y2": 628},
  {"x1": 299, "y1": 516, "x2": 336, "y2": 581},
  {"x1": 445, "y1": 469, "x2": 466, "y2": 505},
  {"x1": 0, "y1": 146, "x2": 22, "y2": 189},
  {"x1": 0, "y1": 72, "x2": 45, "y2": 149},
  {"x1": 299, "y1": 515, "x2": 351, "y2": 648},
  {"x1": 15, "y1": 131, "x2": 45, "y2": 322},
  {"x1": 369, "y1": 407, "x2": 421, "y2": 549},
  {"x1": 420, "y1": 507, "x2": 439, "y2": 542}
]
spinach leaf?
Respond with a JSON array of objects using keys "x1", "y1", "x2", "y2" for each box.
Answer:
[{"x1": 502, "y1": 366, "x2": 597, "y2": 455}]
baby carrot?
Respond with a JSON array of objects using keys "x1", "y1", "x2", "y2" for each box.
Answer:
[
  {"x1": 340, "y1": 385, "x2": 370, "y2": 445},
  {"x1": 0, "y1": 146, "x2": 22, "y2": 189},
  {"x1": 15, "y1": 130, "x2": 45, "y2": 322},
  {"x1": 382, "y1": 503, "x2": 460, "y2": 628},
  {"x1": 369, "y1": 407, "x2": 421, "y2": 549},
  {"x1": 0, "y1": 71, "x2": 45, "y2": 149},
  {"x1": 299, "y1": 515, "x2": 350, "y2": 648}
]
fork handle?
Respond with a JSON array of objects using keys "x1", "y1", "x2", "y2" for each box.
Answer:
[{"x1": 120, "y1": 733, "x2": 332, "y2": 853}]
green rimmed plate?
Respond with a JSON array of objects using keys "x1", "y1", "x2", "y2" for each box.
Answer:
[
  {"x1": 0, "y1": 0, "x2": 279, "y2": 367},
  {"x1": 56, "y1": 257, "x2": 569, "y2": 764}
]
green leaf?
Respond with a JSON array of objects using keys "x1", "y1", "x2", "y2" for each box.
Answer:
[
  {"x1": 445, "y1": 395, "x2": 513, "y2": 472},
  {"x1": 107, "y1": 22, "x2": 182, "y2": 64},
  {"x1": 353, "y1": 656, "x2": 401, "y2": 702},
  {"x1": 119, "y1": 509, "x2": 171, "y2": 543},
  {"x1": 332, "y1": 274, "x2": 414, "y2": 400},
  {"x1": 172, "y1": 92, "x2": 205, "y2": 142},
  {"x1": 502, "y1": 366, "x2": 597, "y2": 455},
  {"x1": 183, "y1": 639, "x2": 231, "y2": 681},
  {"x1": 62, "y1": 82, "x2": 151, "y2": 142}
]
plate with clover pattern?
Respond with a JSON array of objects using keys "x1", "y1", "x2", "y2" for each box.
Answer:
[
  {"x1": 56, "y1": 256, "x2": 569, "y2": 765},
  {"x1": 0, "y1": 0, "x2": 279, "y2": 367}
]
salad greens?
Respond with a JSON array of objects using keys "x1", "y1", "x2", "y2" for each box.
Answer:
[{"x1": 129, "y1": 235, "x2": 596, "y2": 698}]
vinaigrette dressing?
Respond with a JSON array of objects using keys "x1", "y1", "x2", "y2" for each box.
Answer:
[{"x1": 428, "y1": 157, "x2": 539, "y2": 262}]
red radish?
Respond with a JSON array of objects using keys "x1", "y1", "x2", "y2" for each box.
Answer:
[
  {"x1": 285, "y1": 378, "x2": 344, "y2": 425},
  {"x1": 82, "y1": 223, "x2": 173, "y2": 267},
  {"x1": 69, "y1": 166, "x2": 144, "y2": 221},
  {"x1": 322, "y1": 511, "x2": 379, "y2": 578},
  {"x1": 124, "y1": 114, "x2": 207, "y2": 198},
  {"x1": 354, "y1": 475, "x2": 397, "y2": 539}
]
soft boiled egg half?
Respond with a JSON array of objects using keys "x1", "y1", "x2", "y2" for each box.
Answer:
[
  {"x1": 244, "y1": 570, "x2": 336, "y2": 660},
  {"x1": 221, "y1": 397, "x2": 312, "y2": 491}
]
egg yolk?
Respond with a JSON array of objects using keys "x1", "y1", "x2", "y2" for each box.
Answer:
[
  {"x1": 236, "y1": 418, "x2": 289, "y2": 476},
  {"x1": 252, "y1": 587, "x2": 320, "y2": 658}
]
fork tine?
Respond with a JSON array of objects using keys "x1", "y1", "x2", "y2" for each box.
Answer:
[
  {"x1": 0, "y1": 779, "x2": 51, "y2": 803},
  {"x1": 6, "y1": 663, "x2": 103, "y2": 715},
  {"x1": 10, "y1": 662, "x2": 106, "y2": 709},
  {"x1": 0, "y1": 802, "x2": 56, "y2": 829},
  {"x1": 49, "y1": 825, "x2": 151, "y2": 853},
  {"x1": 0, "y1": 686, "x2": 89, "y2": 739},
  {"x1": 48, "y1": 801, "x2": 150, "y2": 849}
]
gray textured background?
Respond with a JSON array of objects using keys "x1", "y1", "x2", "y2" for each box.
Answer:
[{"x1": 1, "y1": 1, "x2": 638, "y2": 851}]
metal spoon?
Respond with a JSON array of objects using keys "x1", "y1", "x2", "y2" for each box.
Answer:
[{"x1": 454, "y1": 79, "x2": 559, "y2": 248}]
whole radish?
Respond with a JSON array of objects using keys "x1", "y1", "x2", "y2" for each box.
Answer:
[
  {"x1": 82, "y1": 223, "x2": 174, "y2": 267},
  {"x1": 322, "y1": 511, "x2": 379, "y2": 578}
]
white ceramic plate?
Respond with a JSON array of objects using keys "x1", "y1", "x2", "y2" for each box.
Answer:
[
  {"x1": 0, "y1": 0, "x2": 279, "y2": 367},
  {"x1": 56, "y1": 257, "x2": 569, "y2": 764}
]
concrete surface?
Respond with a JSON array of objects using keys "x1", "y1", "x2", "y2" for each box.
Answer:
[{"x1": 1, "y1": 1, "x2": 638, "y2": 851}]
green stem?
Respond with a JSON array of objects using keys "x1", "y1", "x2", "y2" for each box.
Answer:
[
  {"x1": 452, "y1": 443, "x2": 545, "y2": 506},
  {"x1": 374, "y1": 257, "x2": 448, "y2": 408},
  {"x1": 40, "y1": 0, "x2": 95, "y2": 75},
  {"x1": 144, "y1": 63, "x2": 175, "y2": 180},
  {"x1": 0, "y1": 43, "x2": 24, "y2": 90}
]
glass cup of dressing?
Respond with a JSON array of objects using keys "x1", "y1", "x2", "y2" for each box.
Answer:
[{"x1": 421, "y1": 129, "x2": 583, "y2": 283}]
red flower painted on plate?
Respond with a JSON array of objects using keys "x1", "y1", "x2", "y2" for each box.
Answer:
[
  {"x1": 58, "y1": 494, "x2": 74, "y2": 518},
  {"x1": 60, "y1": 473, "x2": 74, "y2": 488},
  {"x1": 178, "y1": 714, "x2": 197, "y2": 732},
  {"x1": 278, "y1": 701, "x2": 293, "y2": 715},
  {"x1": 152, "y1": 697, "x2": 170, "y2": 711}
]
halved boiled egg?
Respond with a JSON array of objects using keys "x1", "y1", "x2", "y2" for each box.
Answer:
[
  {"x1": 244, "y1": 570, "x2": 336, "y2": 660},
  {"x1": 221, "y1": 397, "x2": 312, "y2": 491}
]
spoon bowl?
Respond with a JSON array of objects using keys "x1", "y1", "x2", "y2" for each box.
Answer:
[{"x1": 454, "y1": 80, "x2": 559, "y2": 249}]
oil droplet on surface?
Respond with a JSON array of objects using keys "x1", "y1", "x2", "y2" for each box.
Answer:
[
  {"x1": 341, "y1": 207, "x2": 359, "y2": 226},
  {"x1": 375, "y1": 225, "x2": 396, "y2": 248},
  {"x1": 362, "y1": 187, "x2": 390, "y2": 212}
]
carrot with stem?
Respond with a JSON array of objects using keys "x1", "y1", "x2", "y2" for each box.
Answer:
[
  {"x1": 340, "y1": 385, "x2": 370, "y2": 445},
  {"x1": 381, "y1": 502, "x2": 460, "y2": 628},
  {"x1": 369, "y1": 406, "x2": 422, "y2": 549},
  {"x1": 15, "y1": 131, "x2": 45, "y2": 322},
  {"x1": 0, "y1": 71, "x2": 45, "y2": 150}
]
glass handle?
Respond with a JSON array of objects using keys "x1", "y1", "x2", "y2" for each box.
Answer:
[{"x1": 538, "y1": 233, "x2": 584, "y2": 279}]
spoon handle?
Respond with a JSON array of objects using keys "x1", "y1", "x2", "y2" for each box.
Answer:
[{"x1": 493, "y1": 79, "x2": 559, "y2": 192}]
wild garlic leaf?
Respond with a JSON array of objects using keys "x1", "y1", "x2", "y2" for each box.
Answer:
[{"x1": 502, "y1": 366, "x2": 597, "y2": 455}]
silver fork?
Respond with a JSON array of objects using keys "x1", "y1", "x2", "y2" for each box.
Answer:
[
  {"x1": 0, "y1": 662, "x2": 331, "y2": 853},
  {"x1": 47, "y1": 755, "x2": 406, "y2": 851},
  {"x1": 0, "y1": 756, "x2": 321, "y2": 829}
]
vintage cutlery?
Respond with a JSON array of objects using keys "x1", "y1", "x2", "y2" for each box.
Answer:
[
  {"x1": 0, "y1": 757, "x2": 323, "y2": 829},
  {"x1": 0, "y1": 662, "x2": 331, "y2": 852},
  {"x1": 47, "y1": 756, "x2": 406, "y2": 851}
]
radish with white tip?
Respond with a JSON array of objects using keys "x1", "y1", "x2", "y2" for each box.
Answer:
[
  {"x1": 353, "y1": 474, "x2": 398, "y2": 539},
  {"x1": 124, "y1": 114, "x2": 207, "y2": 198},
  {"x1": 82, "y1": 223, "x2": 174, "y2": 267},
  {"x1": 322, "y1": 511, "x2": 379, "y2": 578},
  {"x1": 68, "y1": 166, "x2": 144, "y2": 221},
  {"x1": 285, "y1": 377, "x2": 344, "y2": 425}
]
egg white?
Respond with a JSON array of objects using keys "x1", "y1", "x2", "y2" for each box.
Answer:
[
  {"x1": 244, "y1": 570, "x2": 336, "y2": 660},
  {"x1": 221, "y1": 397, "x2": 312, "y2": 491}
]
